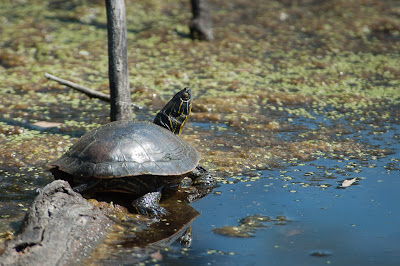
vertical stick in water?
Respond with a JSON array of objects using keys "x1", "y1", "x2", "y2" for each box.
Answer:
[{"x1": 105, "y1": 0, "x2": 132, "y2": 121}]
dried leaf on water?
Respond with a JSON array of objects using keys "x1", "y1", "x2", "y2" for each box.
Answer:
[
  {"x1": 341, "y1": 177, "x2": 358, "y2": 188},
  {"x1": 31, "y1": 121, "x2": 62, "y2": 128}
]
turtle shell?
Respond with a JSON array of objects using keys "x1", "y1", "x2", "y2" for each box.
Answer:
[{"x1": 50, "y1": 121, "x2": 199, "y2": 179}]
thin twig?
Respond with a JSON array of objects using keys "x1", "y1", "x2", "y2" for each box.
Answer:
[
  {"x1": 44, "y1": 73, "x2": 143, "y2": 109},
  {"x1": 44, "y1": 72, "x2": 110, "y2": 102}
]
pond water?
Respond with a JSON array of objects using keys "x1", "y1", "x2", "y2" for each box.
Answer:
[
  {"x1": 131, "y1": 121, "x2": 400, "y2": 265},
  {"x1": 1, "y1": 0, "x2": 400, "y2": 265},
  {"x1": 1, "y1": 116, "x2": 399, "y2": 265}
]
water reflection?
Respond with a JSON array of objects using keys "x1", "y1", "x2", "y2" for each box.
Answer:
[{"x1": 85, "y1": 187, "x2": 206, "y2": 264}]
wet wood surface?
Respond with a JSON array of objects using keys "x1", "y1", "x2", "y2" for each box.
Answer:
[
  {"x1": 0, "y1": 181, "x2": 202, "y2": 265},
  {"x1": 0, "y1": 180, "x2": 111, "y2": 265}
]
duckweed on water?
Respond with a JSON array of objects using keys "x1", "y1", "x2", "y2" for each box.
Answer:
[{"x1": 212, "y1": 214, "x2": 290, "y2": 238}]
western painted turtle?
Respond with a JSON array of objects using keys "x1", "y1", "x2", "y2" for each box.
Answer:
[{"x1": 49, "y1": 88, "x2": 214, "y2": 217}]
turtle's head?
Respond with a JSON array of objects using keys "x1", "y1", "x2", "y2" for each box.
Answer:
[{"x1": 153, "y1": 87, "x2": 192, "y2": 135}]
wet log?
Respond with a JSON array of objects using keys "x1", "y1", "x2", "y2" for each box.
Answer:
[
  {"x1": 190, "y1": 0, "x2": 214, "y2": 41},
  {"x1": 0, "y1": 180, "x2": 111, "y2": 265},
  {"x1": 0, "y1": 181, "x2": 205, "y2": 265}
]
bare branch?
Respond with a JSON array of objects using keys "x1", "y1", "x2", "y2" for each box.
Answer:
[
  {"x1": 44, "y1": 72, "x2": 110, "y2": 102},
  {"x1": 44, "y1": 73, "x2": 143, "y2": 110}
]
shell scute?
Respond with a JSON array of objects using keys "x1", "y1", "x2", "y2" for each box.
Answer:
[{"x1": 50, "y1": 121, "x2": 199, "y2": 179}]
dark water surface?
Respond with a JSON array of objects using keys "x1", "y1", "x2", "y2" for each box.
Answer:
[{"x1": 148, "y1": 123, "x2": 400, "y2": 266}]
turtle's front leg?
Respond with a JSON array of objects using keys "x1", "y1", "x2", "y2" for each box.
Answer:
[
  {"x1": 188, "y1": 165, "x2": 215, "y2": 187},
  {"x1": 132, "y1": 191, "x2": 168, "y2": 217}
]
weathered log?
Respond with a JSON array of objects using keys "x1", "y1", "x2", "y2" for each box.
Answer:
[
  {"x1": 0, "y1": 181, "x2": 205, "y2": 265},
  {"x1": 0, "y1": 180, "x2": 112, "y2": 265},
  {"x1": 190, "y1": 0, "x2": 214, "y2": 41}
]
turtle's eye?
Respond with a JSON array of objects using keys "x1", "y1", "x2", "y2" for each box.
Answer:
[{"x1": 181, "y1": 91, "x2": 190, "y2": 101}]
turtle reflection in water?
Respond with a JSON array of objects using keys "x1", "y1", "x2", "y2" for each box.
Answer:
[{"x1": 49, "y1": 88, "x2": 214, "y2": 217}]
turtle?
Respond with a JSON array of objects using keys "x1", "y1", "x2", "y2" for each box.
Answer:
[{"x1": 48, "y1": 88, "x2": 214, "y2": 217}]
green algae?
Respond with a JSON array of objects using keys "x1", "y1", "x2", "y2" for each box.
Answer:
[{"x1": 212, "y1": 214, "x2": 290, "y2": 238}]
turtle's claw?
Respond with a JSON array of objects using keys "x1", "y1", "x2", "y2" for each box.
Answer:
[
  {"x1": 147, "y1": 206, "x2": 169, "y2": 217},
  {"x1": 190, "y1": 165, "x2": 215, "y2": 187}
]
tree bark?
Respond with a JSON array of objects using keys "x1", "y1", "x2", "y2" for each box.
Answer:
[
  {"x1": 190, "y1": 0, "x2": 214, "y2": 41},
  {"x1": 105, "y1": 0, "x2": 132, "y2": 121}
]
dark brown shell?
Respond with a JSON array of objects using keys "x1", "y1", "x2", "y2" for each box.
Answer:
[{"x1": 50, "y1": 121, "x2": 199, "y2": 179}]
